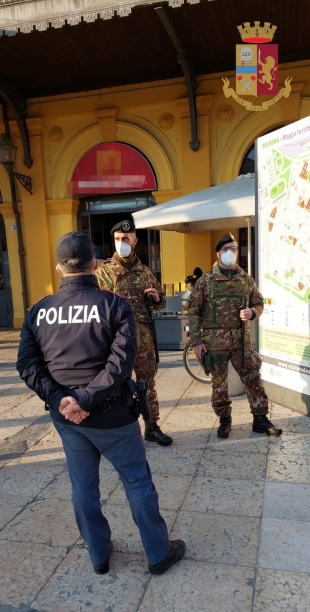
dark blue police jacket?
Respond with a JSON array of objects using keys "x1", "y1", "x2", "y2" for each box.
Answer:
[{"x1": 16, "y1": 275, "x2": 137, "y2": 429}]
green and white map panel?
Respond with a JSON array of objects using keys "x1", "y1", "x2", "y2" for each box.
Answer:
[{"x1": 257, "y1": 117, "x2": 310, "y2": 395}]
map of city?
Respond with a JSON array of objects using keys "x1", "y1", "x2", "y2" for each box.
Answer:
[{"x1": 258, "y1": 132, "x2": 310, "y2": 303}]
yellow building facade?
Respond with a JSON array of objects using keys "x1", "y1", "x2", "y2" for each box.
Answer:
[{"x1": 1, "y1": 59, "x2": 309, "y2": 327}]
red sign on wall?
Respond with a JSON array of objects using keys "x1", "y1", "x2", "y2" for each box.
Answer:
[{"x1": 67, "y1": 142, "x2": 157, "y2": 197}]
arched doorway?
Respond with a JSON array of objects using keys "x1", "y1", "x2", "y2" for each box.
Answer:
[{"x1": 69, "y1": 142, "x2": 162, "y2": 280}]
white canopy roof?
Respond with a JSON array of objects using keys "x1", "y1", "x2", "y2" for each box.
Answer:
[{"x1": 133, "y1": 174, "x2": 255, "y2": 233}]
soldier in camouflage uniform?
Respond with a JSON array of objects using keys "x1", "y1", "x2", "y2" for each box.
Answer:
[
  {"x1": 96, "y1": 220, "x2": 173, "y2": 446},
  {"x1": 188, "y1": 233, "x2": 282, "y2": 439}
]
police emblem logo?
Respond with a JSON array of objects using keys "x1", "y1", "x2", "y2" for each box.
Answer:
[
  {"x1": 222, "y1": 21, "x2": 292, "y2": 112},
  {"x1": 122, "y1": 222, "x2": 131, "y2": 232}
]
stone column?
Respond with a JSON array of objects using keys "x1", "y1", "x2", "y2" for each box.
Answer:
[
  {"x1": 96, "y1": 109, "x2": 117, "y2": 142},
  {"x1": 0, "y1": 203, "x2": 24, "y2": 327},
  {"x1": 175, "y1": 95, "x2": 213, "y2": 280},
  {"x1": 46, "y1": 199, "x2": 79, "y2": 290},
  {"x1": 175, "y1": 94, "x2": 213, "y2": 195},
  {"x1": 13, "y1": 117, "x2": 54, "y2": 307}
]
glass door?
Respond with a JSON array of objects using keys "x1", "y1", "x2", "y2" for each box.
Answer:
[{"x1": 78, "y1": 194, "x2": 162, "y2": 281}]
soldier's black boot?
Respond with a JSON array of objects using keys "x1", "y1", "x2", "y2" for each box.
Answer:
[
  {"x1": 252, "y1": 414, "x2": 282, "y2": 437},
  {"x1": 217, "y1": 415, "x2": 232, "y2": 439},
  {"x1": 144, "y1": 421, "x2": 173, "y2": 446}
]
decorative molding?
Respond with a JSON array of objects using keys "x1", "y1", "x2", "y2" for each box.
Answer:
[
  {"x1": 158, "y1": 113, "x2": 175, "y2": 131},
  {"x1": 49, "y1": 126, "x2": 64, "y2": 143},
  {"x1": 217, "y1": 105, "x2": 235, "y2": 123},
  {"x1": 0, "y1": 0, "x2": 189, "y2": 33}
]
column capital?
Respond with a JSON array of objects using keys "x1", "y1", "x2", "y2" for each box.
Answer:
[
  {"x1": 175, "y1": 94, "x2": 213, "y2": 118},
  {"x1": 0, "y1": 203, "x2": 14, "y2": 219},
  {"x1": 46, "y1": 199, "x2": 80, "y2": 215},
  {"x1": 153, "y1": 189, "x2": 183, "y2": 204},
  {"x1": 95, "y1": 108, "x2": 117, "y2": 120},
  {"x1": 11, "y1": 117, "x2": 45, "y2": 139}
]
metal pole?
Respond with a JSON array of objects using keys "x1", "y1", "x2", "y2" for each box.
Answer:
[
  {"x1": 245, "y1": 216, "x2": 253, "y2": 276},
  {"x1": 147, "y1": 228, "x2": 152, "y2": 271},
  {"x1": 2, "y1": 102, "x2": 28, "y2": 317}
]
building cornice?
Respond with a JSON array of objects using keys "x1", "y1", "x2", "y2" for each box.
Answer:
[{"x1": 0, "y1": 0, "x2": 191, "y2": 33}]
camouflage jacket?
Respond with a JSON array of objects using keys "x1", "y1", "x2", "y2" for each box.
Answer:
[
  {"x1": 188, "y1": 263, "x2": 264, "y2": 350},
  {"x1": 96, "y1": 253, "x2": 166, "y2": 324}
]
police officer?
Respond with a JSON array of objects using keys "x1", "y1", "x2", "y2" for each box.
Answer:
[
  {"x1": 16, "y1": 231, "x2": 185, "y2": 575},
  {"x1": 188, "y1": 232, "x2": 282, "y2": 439},
  {"x1": 96, "y1": 220, "x2": 173, "y2": 446}
]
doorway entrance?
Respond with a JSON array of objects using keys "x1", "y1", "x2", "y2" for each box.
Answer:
[
  {"x1": 0, "y1": 214, "x2": 13, "y2": 327},
  {"x1": 78, "y1": 194, "x2": 162, "y2": 281}
]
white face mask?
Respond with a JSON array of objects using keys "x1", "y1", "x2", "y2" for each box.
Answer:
[
  {"x1": 220, "y1": 250, "x2": 237, "y2": 267},
  {"x1": 115, "y1": 241, "x2": 132, "y2": 258}
]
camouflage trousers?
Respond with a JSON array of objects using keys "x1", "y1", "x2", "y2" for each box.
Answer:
[
  {"x1": 209, "y1": 345, "x2": 269, "y2": 417},
  {"x1": 134, "y1": 322, "x2": 159, "y2": 421}
]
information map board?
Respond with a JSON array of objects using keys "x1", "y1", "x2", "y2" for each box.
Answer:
[{"x1": 256, "y1": 117, "x2": 310, "y2": 414}]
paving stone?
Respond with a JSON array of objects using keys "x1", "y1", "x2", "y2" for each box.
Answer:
[
  {"x1": 139, "y1": 562, "x2": 255, "y2": 612},
  {"x1": 21, "y1": 428, "x2": 66, "y2": 464},
  {"x1": 270, "y1": 414, "x2": 310, "y2": 434},
  {"x1": 258, "y1": 517, "x2": 310, "y2": 572},
  {"x1": 263, "y1": 481, "x2": 310, "y2": 521},
  {"x1": 182, "y1": 476, "x2": 263, "y2": 517},
  {"x1": 268, "y1": 433, "x2": 310, "y2": 456},
  {"x1": 197, "y1": 449, "x2": 267, "y2": 480},
  {"x1": 0, "y1": 541, "x2": 67, "y2": 608},
  {"x1": 267, "y1": 453, "x2": 310, "y2": 484},
  {"x1": 0, "y1": 493, "x2": 33, "y2": 530},
  {"x1": 32, "y1": 549, "x2": 151, "y2": 612},
  {"x1": 253, "y1": 568, "x2": 310, "y2": 611},
  {"x1": 0, "y1": 416, "x2": 53, "y2": 468},
  {"x1": 0, "y1": 498, "x2": 80, "y2": 546},
  {"x1": 145, "y1": 447, "x2": 204, "y2": 475},
  {"x1": 170, "y1": 511, "x2": 260, "y2": 566},
  {"x1": 208, "y1": 427, "x2": 269, "y2": 454},
  {"x1": 0, "y1": 460, "x2": 64, "y2": 497}
]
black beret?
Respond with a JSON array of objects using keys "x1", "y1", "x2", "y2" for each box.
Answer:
[
  {"x1": 56, "y1": 231, "x2": 95, "y2": 267},
  {"x1": 111, "y1": 220, "x2": 136, "y2": 235},
  {"x1": 215, "y1": 233, "x2": 235, "y2": 252}
]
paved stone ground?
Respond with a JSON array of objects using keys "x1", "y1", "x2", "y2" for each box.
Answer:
[{"x1": 1, "y1": 329, "x2": 310, "y2": 611}]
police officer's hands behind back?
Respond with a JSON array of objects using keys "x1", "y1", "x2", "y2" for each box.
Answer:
[{"x1": 59, "y1": 397, "x2": 90, "y2": 424}]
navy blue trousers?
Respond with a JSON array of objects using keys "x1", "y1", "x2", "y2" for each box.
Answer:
[{"x1": 54, "y1": 420, "x2": 171, "y2": 566}]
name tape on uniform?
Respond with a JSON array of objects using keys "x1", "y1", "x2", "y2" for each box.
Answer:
[{"x1": 37, "y1": 305, "x2": 100, "y2": 326}]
